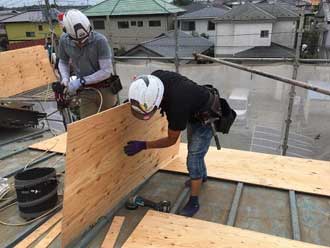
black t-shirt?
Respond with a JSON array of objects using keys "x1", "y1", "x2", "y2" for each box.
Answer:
[{"x1": 152, "y1": 70, "x2": 210, "y2": 131}]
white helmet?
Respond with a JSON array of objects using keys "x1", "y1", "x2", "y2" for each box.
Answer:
[
  {"x1": 63, "y1": 9, "x2": 91, "y2": 45},
  {"x1": 129, "y1": 75, "x2": 164, "y2": 120}
]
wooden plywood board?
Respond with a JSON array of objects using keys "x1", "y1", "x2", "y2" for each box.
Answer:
[
  {"x1": 0, "y1": 46, "x2": 56, "y2": 98},
  {"x1": 101, "y1": 216, "x2": 125, "y2": 248},
  {"x1": 16, "y1": 212, "x2": 62, "y2": 248},
  {"x1": 62, "y1": 104, "x2": 179, "y2": 247},
  {"x1": 123, "y1": 210, "x2": 327, "y2": 248},
  {"x1": 29, "y1": 133, "x2": 67, "y2": 154},
  {"x1": 163, "y1": 144, "x2": 330, "y2": 196}
]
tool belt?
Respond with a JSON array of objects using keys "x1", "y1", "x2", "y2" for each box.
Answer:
[
  {"x1": 84, "y1": 74, "x2": 123, "y2": 95},
  {"x1": 195, "y1": 85, "x2": 237, "y2": 134}
]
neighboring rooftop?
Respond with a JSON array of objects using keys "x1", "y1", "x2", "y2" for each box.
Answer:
[
  {"x1": 256, "y1": 2, "x2": 299, "y2": 19},
  {"x1": 215, "y1": 2, "x2": 276, "y2": 22},
  {"x1": 177, "y1": 6, "x2": 229, "y2": 20},
  {"x1": 180, "y1": 2, "x2": 212, "y2": 13},
  {"x1": 0, "y1": 10, "x2": 20, "y2": 21},
  {"x1": 232, "y1": 42, "x2": 295, "y2": 58},
  {"x1": 0, "y1": 10, "x2": 46, "y2": 23},
  {"x1": 124, "y1": 30, "x2": 213, "y2": 58},
  {"x1": 83, "y1": 0, "x2": 185, "y2": 17}
]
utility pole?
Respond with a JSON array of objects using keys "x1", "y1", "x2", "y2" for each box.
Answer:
[
  {"x1": 174, "y1": 13, "x2": 179, "y2": 73},
  {"x1": 44, "y1": 0, "x2": 54, "y2": 55},
  {"x1": 281, "y1": 7, "x2": 304, "y2": 156}
]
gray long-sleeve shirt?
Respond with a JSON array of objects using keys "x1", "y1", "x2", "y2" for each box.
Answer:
[{"x1": 58, "y1": 31, "x2": 113, "y2": 85}]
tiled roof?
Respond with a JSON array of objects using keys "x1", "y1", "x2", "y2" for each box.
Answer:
[
  {"x1": 215, "y1": 2, "x2": 276, "y2": 22},
  {"x1": 178, "y1": 6, "x2": 228, "y2": 20},
  {"x1": 125, "y1": 31, "x2": 213, "y2": 57},
  {"x1": 84, "y1": 0, "x2": 185, "y2": 17},
  {"x1": 0, "y1": 11, "x2": 46, "y2": 23}
]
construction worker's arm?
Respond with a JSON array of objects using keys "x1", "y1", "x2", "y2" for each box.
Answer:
[
  {"x1": 124, "y1": 129, "x2": 180, "y2": 156},
  {"x1": 146, "y1": 129, "x2": 180, "y2": 149},
  {"x1": 82, "y1": 37, "x2": 114, "y2": 85}
]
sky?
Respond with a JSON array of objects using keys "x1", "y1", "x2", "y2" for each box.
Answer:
[{"x1": 0, "y1": 0, "x2": 99, "y2": 8}]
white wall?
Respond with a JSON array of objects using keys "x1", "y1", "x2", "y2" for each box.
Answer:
[
  {"x1": 180, "y1": 20, "x2": 216, "y2": 42},
  {"x1": 215, "y1": 22, "x2": 273, "y2": 55},
  {"x1": 90, "y1": 15, "x2": 171, "y2": 50},
  {"x1": 272, "y1": 20, "x2": 297, "y2": 48}
]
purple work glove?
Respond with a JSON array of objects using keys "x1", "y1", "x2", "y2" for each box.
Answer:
[{"x1": 124, "y1": 141, "x2": 147, "y2": 156}]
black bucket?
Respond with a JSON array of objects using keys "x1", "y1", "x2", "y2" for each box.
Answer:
[{"x1": 14, "y1": 167, "x2": 58, "y2": 220}]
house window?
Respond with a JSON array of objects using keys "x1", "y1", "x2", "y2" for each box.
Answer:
[
  {"x1": 26, "y1": 32, "x2": 35, "y2": 37},
  {"x1": 131, "y1": 21, "x2": 136, "y2": 26},
  {"x1": 260, "y1": 30, "x2": 269, "y2": 38},
  {"x1": 149, "y1": 20, "x2": 161, "y2": 27},
  {"x1": 118, "y1": 21, "x2": 129, "y2": 29},
  {"x1": 38, "y1": 25, "x2": 43, "y2": 31},
  {"x1": 181, "y1": 21, "x2": 195, "y2": 31},
  {"x1": 137, "y1": 21, "x2": 143, "y2": 27},
  {"x1": 207, "y1": 21, "x2": 215, "y2": 31},
  {"x1": 93, "y1": 20, "x2": 105, "y2": 29}
]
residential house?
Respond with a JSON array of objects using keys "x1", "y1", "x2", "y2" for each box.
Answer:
[
  {"x1": 0, "y1": 10, "x2": 62, "y2": 43},
  {"x1": 178, "y1": 6, "x2": 229, "y2": 42},
  {"x1": 123, "y1": 30, "x2": 214, "y2": 62},
  {"x1": 214, "y1": 2, "x2": 298, "y2": 57},
  {"x1": 83, "y1": 0, "x2": 185, "y2": 53}
]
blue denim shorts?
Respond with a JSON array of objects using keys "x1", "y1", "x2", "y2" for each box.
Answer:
[{"x1": 186, "y1": 121, "x2": 213, "y2": 179}]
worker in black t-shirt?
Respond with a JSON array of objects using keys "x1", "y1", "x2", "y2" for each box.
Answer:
[{"x1": 124, "y1": 70, "x2": 213, "y2": 217}]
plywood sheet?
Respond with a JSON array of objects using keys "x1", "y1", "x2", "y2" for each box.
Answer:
[
  {"x1": 29, "y1": 133, "x2": 67, "y2": 154},
  {"x1": 123, "y1": 210, "x2": 327, "y2": 248},
  {"x1": 0, "y1": 46, "x2": 56, "y2": 98},
  {"x1": 163, "y1": 144, "x2": 330, "y2": 196},
  {"x1": 62, "y1": 104, "x2": 179, "y2": 247},
  {"x1": 101, "y1": 216, "x2": 125, "y2": 248}
]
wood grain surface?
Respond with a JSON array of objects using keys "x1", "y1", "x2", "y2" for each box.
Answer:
[
  {"x1": 123, "y1": 210, "x2": 328, "y2": 248},
  {"x1": 0, "y1": 46, "x2": 56, "y2": 97},
  {"x1": 163, "y1": 144, "x2": 330, "y2": 196},
  {"x1": 62, "y1": 104, "x2": 179, "y2": 247},
  {"x1": 29, "y1": 133, "x2": 67, "y2": 154}
]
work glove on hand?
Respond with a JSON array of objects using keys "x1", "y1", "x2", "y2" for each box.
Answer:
[
  {"x1": 67, "y1": 79, "x2": 82, "y2": 96},
  {"x1": 124, "y1": 141, "x2": 147, "y2": 156}
]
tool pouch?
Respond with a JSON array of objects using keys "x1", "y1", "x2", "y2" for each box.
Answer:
[
  {"x1": 86, "y1": 75, "x2": 123, "y2": 95},
  {"x1": 202, "y1": 85, "x2": 237, "y2": 134},
  {"x1": 107, "y1": 74, "x2": 123, "y2": 95},
  {"x1": 216, "y1": 98, "x2": 237, "y2": 134}
]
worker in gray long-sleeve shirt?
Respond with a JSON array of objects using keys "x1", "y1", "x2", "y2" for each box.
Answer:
[{"x1": 58, "y1": 9, "x2": 118, "y2": 118}]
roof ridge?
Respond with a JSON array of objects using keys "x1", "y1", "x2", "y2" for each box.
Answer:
[
  {"x1": 152, "y1": 0, "x2": 172, "y2": 13},
  {"x1": 110, "y1": 0, "x2": 122, "y2": 15},
  {"x1": 248, "y1": 2, "x2": 276, "y2": 19},
  {"x1": 141, "y1": 33, "x2": 168, "y2": 44},
  {"x1": 83, "y1": 0, "x2": 110, "y2": 14},
  {"x1": 272, "y1": 2, "x2": 299, "y2": 17}
]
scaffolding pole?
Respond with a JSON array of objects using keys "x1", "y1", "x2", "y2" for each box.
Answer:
[
  {"x1": 282, "y1": 7, "x2": 305, "y2": 156},
  {"x1": 174, "y1": 13, "x2": 179, "y2": 73},
  {"x1": 194, "y1": 53, "x2": 330, "y2": 96}
]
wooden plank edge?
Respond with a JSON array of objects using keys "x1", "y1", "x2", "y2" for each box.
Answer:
[
  {"x1": 34, "y1": 221, "x2": 62, "y2": 248},
  {"x1": 15, "y1": 212, "x2": 62, "y2": 248},
  {"x1": 101, "y1": 216, "x2": 125, "y2": 248}
]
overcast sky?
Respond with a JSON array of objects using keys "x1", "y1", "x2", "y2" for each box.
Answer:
[{"x1": 0, "y1": 0, "x2": 99, "y2": 8}]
